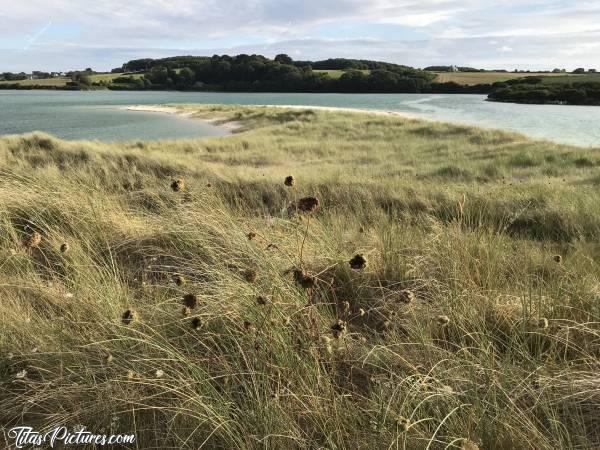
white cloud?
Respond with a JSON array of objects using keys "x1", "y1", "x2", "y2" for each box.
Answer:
[{"x1": 0, "y1": 0, "x2": 599, "y2": 71}]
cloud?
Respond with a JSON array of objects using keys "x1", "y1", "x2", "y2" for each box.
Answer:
[{"x1": 0, "y1": 0, "x2": 599, "y2": 71}]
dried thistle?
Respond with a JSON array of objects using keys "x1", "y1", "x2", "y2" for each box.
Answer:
[
  {"x1": 182, "y1": 293, "x2": 198, "y2": 309},
  {"x1": 244, "y1": 269, "x2": 258, "y2": 283},
  {"x1": 191, "y1": 317, "x2": 201, "y2": 330},
  {"x1": 436, "y1": 315, "x2": 450, "y2": 327},
  {"x1": 121, "y1": 309, "x2": 135, "y2": 325},
  {"x1": 349, "y1": 254, "x2": 367, "y2": 270},
  {"x1": 397, "y1": 289, "x2": 415, "y2": 304},
  {"x1": 293, "y1": 268, "x2": 316, "y2": 289},
  {"x1": 297, "y1": 197, "x2": 320, "y2": 213},
  {"x1": 553, "y1": 255, "x2": 563, "y2": 264},
  {"x1": 23, "y1": 231, "x2": 42, "y2": 248},
  {"x1": 247, "y1": 232, "x2": 257, "y2": 241},
  {"x1": 173, "y1": 275, "x2": 186, "y2": 286},
  {"x1": 256, "y1": 296, "x2": 268, "y2": 306},
  {"x1": 331, "y1": 320, "x2": 347, "y2": 338},
  {"x1": 170, "y1": 178, "x2": 185, "y2": 192},
  {"x1": 537, "y1": 317, "x2": 549, "y2": 329},
  {"x1": 60, "y1": 243, "x2": 69, "y2": 253},
  {"x1": 396, "y1": 416, "x2": 411, "y2": 433},
  {"x1": 461, "y1": 439, "x2": 480, "y2": 450},
  {"x1": 284, "y1": 175, "x2": 295, "y2": 187}
]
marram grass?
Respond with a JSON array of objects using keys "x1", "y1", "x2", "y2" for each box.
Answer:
[{"x1": 0, "y1": 104, "x2": 599, "y2": 449}]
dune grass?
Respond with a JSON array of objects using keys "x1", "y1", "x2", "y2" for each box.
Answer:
[{"x1": 0, "y1": 105, "x2": 599, "y2": 449}]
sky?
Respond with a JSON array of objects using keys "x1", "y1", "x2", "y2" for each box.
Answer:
[{"x1": 1, "y1": 0, "x2": 599, "y2": 72}]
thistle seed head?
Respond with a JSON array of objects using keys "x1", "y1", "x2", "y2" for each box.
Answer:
[
  {"x1": 170, "y1": 178, "x2": 185, "y2": 192},
  {"x1": 349, "y1": 254, "x2": 367, "y2": 270}
]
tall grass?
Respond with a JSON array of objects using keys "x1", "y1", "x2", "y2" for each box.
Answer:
[{"x1": 0, "y1": 105, "x2": 599, "y2": 449}]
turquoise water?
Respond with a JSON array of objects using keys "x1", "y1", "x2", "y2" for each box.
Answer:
[{"x1": 1, "y1": 90, "x2": 600, "y2": 146}]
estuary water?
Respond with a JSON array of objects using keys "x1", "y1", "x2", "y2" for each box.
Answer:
[{"x1": 1, "y1": 90, "x2": 599, "y2": 146}]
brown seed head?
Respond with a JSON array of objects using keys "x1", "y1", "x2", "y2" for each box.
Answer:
[
  {"x1": 24, "y1": 231, "x2": 42, "y2": 248},
  {"x1": 244, "y1": 269, "x2": 258, "y2": 283},
  {"x1": 60, "y1": 243, "x2": 69, "y2": 253},
  {"x1": 173, "y1": 275, "x2": 186, "y2": 286},
  {"x1": 538, "y1": 317, "x2": 549, "y2": 329},
  {"x1": 397, "y1": 416, "x2": 411, "y2": 433},
  {"x1": 397, "y1": 289, "x2": 415, "y2": 304},
  {"x1": 293, "y1": 269, "x2": 316, "y2": 289},
  {"x1": 349, "y1": 254, "x2": 367, "y2": 270},
  {"x1": 256, "y1": 296, "x2": 268, "y2": 306},
  {"x1": 247, "y1": 232, "x2": 257, "y2": 241},
  {"x1": 191, "y1": 317, "x2": 201, "y2": 330},
  {"x1": 436, "y1": 315, "x2": 450, "y2": 327},
  {"x1": 170, "y1": 178, "x2": 185, "y2": 192},
  {"x1": 121, "y1": 309, "x2": 135, "y2": 325},
  {"x1": 297, "y1": 197, "x2": 320, "y2": 213},
  {"x1": 553, "y1": 255, "x2": 562, "y2": 264},
  {"x1": 183, "y1": 293, "x2": 198, "y2": 309},
  {"x1": 461, "y1": 440, "x2": 480, "y2": 450},
  {"x1": 331, "y1": 320, "x2": 347, "y2": 338},
  {"x1": 284, "y1": 175, "x2": 295, "y2": 187}
]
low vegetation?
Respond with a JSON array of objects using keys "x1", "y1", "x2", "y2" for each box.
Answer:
[
  {"x1": 488, "y1": 77, "x2": 600, "y2": 105},
  {"x1": 0, "y1": 105, "x2": 599, "y2": 449}
]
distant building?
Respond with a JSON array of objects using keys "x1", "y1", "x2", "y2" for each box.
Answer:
[{"x1": 450, "y1": 65, "x2": 459, "y2": 72}]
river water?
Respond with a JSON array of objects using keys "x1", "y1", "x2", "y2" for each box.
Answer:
[{"x1": 1, "y1": 90, "x2": 599, "y2": 146}]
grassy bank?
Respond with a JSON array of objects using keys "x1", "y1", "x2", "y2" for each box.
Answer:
[
  {"x1": 0, "y1": 105, "x2": 599, "y2": 449},
  {"x1": 433, "y1": 72, "x2": 580, "y2": 86}
]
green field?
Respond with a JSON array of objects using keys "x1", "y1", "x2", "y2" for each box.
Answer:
[
  {"x1": 0, "y1": 72, "x2": 144, "y2": 88},
  {"x1": 433, "y1": 71, "x2": 575, "y2": 85},
  {"x1": 314, "y1": 69, "x2": 370, "y2": 79},
  {"x1": 0, "y1": 105, "x2": 599, "y2": 449},
  {"x1": 539, "y1": 73, "x2": 600, "y2": 84},
  {"x1": 89, "y1": 72, "x2": 145, "y2": 83},
  {"x1": 0, "y1": 77, "x2": 70, "y2": 87}
]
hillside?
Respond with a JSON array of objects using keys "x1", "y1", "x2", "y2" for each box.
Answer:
[{"x1": 0, "y1": 105, "x2": 599, "y2": 449}]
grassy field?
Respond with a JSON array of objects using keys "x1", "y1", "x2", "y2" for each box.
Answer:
[
  {"x1": 0, "y1": 77, "x2": 70, "y2": 87},
  {"x1": 89, "y1": 72, "x2": 145, "y2": 83},
  {"x1": 314, "y1": 69, "x2": 370, "y2": 79},
  {"x1": 0, "y1": 105, "x2": 599, "y2": 449},
  {"x1": 0, "y1": 72, "x2": 144, "y2": 88},
  {"x1": 433, "y1": 72, "x2": 575, "y2": 85},
  {"x1": 539, "y1": 74, "x2": 600, "y2": 84}
]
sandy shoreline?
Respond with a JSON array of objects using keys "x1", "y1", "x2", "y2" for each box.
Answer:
[
  {"x1": 125, "y1": 103, "x2": 428, "y2": 128},
  {"x1": 124, "y1": 105, "x2": 243, "y2": 131}
]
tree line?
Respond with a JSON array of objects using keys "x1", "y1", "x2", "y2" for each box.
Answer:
[
  {"x1": 109, "y1": 54, "x2": 499, "y2": 94},
  {"x1": 488, "y1": 78, "x2": 600, "y2": 105}
]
